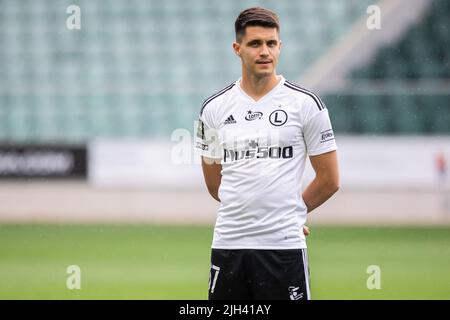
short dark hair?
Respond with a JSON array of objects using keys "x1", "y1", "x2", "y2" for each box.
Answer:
[{"x1": 234, "y1": 7, "x2": 280, "y2": 42}]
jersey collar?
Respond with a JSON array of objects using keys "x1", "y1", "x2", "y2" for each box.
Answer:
[{"x1": 236, "y1": 75, "x2": 286, "y2": 104}]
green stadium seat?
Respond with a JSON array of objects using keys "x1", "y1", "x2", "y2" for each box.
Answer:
[
  {"x1": 389, "y1": 95, "x2": 427, "y2": 133},
  {"x1": 0, "y1": 103, "x2": 10, "y2": 139},
  {"x1": 353, "y1": 95, "x2": 389, "y2": 134},
  {"x1": 325, "y1": 95, "x2": 355, "y2": 134},
  {"x1": 426, "y1": 95, "x2": 450, "y2": 133}
]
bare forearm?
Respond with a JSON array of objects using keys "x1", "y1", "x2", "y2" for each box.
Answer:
[{"x1": 302, "y1": 177, "x2": 339, "y2": 213}]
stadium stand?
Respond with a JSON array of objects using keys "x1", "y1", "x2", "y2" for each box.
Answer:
[
  {"x1": 327, "y1": 0, "x2": 450, "y2": 134},
  {"x1": 0, "y1": 0, "x2": 374, "y2": 142}
]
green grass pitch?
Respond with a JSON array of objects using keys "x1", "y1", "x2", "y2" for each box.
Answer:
[{"x1": 0, "y1": 224, "x2": 449, "y2": 299}]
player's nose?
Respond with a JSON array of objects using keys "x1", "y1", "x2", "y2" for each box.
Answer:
[{"x1": 259, "y1": 44, "x2": 270, "y2": 56}]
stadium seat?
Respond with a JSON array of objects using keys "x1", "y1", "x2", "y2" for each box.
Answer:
[
  {"x1": 325, "y1": 95, "x2": 354, "y2": 134},
  {"x1": 353, "y1": 95, "x2": 390, "y2": 134},
  {"x1": 389, "y1": 95, "x2": 427, "y2": 134},
  {"x1": 424, "y1": 95, "x2": 450, "y2": 133}
]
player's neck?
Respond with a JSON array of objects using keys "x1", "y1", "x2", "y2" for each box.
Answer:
[{"x1": 240, "y1": 73, "x2": 280, "y2": 102}]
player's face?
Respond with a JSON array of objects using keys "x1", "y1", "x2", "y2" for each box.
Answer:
[{"x1": 234, "y1": 26, "x2": 281, "y2": 78}]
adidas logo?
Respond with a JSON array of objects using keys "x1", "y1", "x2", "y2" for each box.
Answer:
[{"x1": 224, "y1": 115, "x2": 236, "y2": 125}]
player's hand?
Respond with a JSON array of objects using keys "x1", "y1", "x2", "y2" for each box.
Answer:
[{"x1": 303, "y1": 225, "x2": 310, "y2": 237}]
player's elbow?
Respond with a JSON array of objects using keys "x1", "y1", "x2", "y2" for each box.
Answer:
[
  {"x1": 331, "y1": 182, "x2": 340, "y2": 194},
  {"x1": 316, "y1": 172, "x2": 340, "y2": 195},
  {"x1": 320, "y1": 175, "x2": 339, "y2": 196},
  {"x1": 327, "y1": 178, "x2": 340, "y2": 195}
]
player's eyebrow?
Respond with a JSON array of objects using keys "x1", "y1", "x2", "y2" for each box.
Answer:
[{"x1": 246, "y1": 39, "x2": 278, "y2": 46}]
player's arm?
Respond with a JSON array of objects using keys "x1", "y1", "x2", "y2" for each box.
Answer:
[
  {"x1": 302, "y1": 150, "x2": 339, "y2": 213},
  {"x1": 201, "y1": 156, "x2": 222, "y2": 202}
]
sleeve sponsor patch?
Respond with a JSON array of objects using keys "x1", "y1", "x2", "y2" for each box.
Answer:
[
  {"x1": 196, "y1": 119, "x2": 205, "y2": 139},
  {"x1": 320, "y1": 129, "x2": 335, "y2": 143},
  {"x1": 195, "y1": 141, "x2": 209, "y2": 151}
]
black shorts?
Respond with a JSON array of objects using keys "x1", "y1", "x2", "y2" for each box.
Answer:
[{"x1": 208, "y1": 248, "x2": 311, "y2": 300}]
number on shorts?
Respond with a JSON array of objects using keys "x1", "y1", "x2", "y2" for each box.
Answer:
[{"x1": 209, "y1": 264, "x2": 220, "y2": 294}]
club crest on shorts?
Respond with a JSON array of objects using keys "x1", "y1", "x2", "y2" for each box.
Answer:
[{"x1": 288, "y1": 286, "x2": 303, "y2": 300}]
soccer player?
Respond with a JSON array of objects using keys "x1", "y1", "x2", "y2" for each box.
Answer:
[{"x1": 195, "y1": 7, "x2": 340, "y2": 300}]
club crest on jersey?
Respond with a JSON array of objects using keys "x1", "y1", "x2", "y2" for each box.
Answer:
[
  {"x1": 269, "y1": 110, "x2": 288, "y2": 126},
  {"x1": 245, "y1": 110, "x2": 263, "y2": 121}
]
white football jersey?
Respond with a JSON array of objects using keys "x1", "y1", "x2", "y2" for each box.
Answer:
[{"x1": 196, "y1": 75, "x2": 337, "y2": 249}]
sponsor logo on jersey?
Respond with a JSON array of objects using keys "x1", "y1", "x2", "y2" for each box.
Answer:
[
  {"x1": 224, "y1": 115, "x2": 236, "y2": 125},
  {"x1": 248, "y1": 140, "x2": 258, "y2": 148},
  {"x1": 320, "y1": 129, "x2": 334, "y2": 143},
  {"x1": 288, "y1": 286, "x2": 303, "y2": 300},
  {"x1": 269, "y1": 110, "x2": 288, "y2": 126},
  {"x1": 223, "y1": 145, "x2": 293, "y2": 162},
  {"x1": 245, "y1": 110, "x2": 263, "y2": 121}
]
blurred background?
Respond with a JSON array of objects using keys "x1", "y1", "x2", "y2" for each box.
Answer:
[{"x1": 0, "y1": 0, "x2": 449, "y2": 299}]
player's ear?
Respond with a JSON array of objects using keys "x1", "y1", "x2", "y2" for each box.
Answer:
[{"x1": 232, "y1": 42, "x2": 241, "y2": 57}]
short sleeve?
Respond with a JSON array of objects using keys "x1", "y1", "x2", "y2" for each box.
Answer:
[
  {"x1": 303, "y1": 108, "x2": 338, "y2": 156},
  {"x1": 194, "y1": 108, "x2": 222, "y2": 159}
]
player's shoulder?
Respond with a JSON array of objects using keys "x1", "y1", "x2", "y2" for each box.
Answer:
[
  {"x1": 200, "y1": 81, "x2": 236, "y2": 117},
  {"x1": 282, "y1": 79, "x2": 326, "y2": 112}
]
